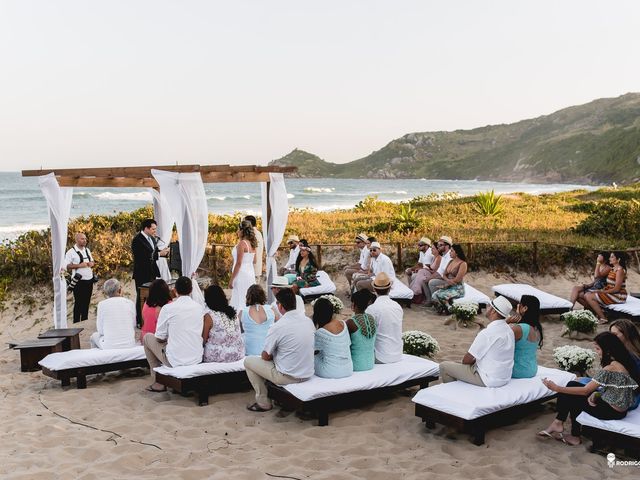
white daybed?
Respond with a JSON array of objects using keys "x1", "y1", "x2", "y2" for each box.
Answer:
[
  {"x1": 492, "y1": 283, "x2": 572, "y2": 314},
  {"x1": 299, "y1": 271, "x2": 337, "y2": 302},
  {"x1": 577, "y1": 407, "x2": 640, "y2": 456}
]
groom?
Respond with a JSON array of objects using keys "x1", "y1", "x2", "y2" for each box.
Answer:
[{"x1": 131, "y1": 219, "x2": 170, "y2": 327}]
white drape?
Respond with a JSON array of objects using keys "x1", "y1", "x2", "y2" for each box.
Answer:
[
  {"x1": 261, "y1": 173, "x2": 289, "y2": 301},
  {"x1": 150, "y1": 189, "x2": 174, "y2": 282},
  {"x1": 39, "y1": 173, "x2": 73, "y2": 328},
  {"x1": 151, "y1": 170, "x2": 208, "y2": 305}
]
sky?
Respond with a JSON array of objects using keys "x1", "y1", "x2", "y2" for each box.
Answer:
[{"x1": 0, "y1": 0, "x2": 638, "y2": 171}]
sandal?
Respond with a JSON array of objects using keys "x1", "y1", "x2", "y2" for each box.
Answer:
[
  {"x1": 597, "y1": 318, "x2": 609, "y2": 325},
  {"x1": 146, "y1": 385, "x2": 167, "y2": 393},
  {"x1": 246, "y1": 402, "x2": 272, "y2": 412}
]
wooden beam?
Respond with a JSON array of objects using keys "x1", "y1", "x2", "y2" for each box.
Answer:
[
  {"x1": 57, "y1": 177, "x2": 159, "y2": 188},
  {"x1": 22, "y1": 165, "x2": 201, "y2": 178},
  {"x1": 200, "y1": 172, "x2": 271, "y2": 183}
]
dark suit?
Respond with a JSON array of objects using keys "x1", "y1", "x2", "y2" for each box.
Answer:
[{"x1": 132, "y1": 232, "x2": 161, "y2": 326}]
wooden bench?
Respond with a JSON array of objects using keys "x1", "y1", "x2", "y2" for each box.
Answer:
[
  {"x1": 13, "y1": 338, "x2": 66, "y2": 372},
  {"x1": 38, "y1": 328, "x2": 83, "y2": 351},
  {"x1": 155, "y1": 370, "x2": 249, "y2": 406},
  {"x1": 578, "y1": 409, "x2": 640, "y2": 459},
  {"x1": 41, "y1": 359, "x2": 149, "y2": 389}
]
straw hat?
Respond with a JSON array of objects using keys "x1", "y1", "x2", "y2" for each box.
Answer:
[
  {"x1": 356, "y1": 233, "x2": 368, "y2": 242},
  {"x1": 369, "y1": 241, "x2": 382, "y2": 250},
  {"x1": 373, "y1": 272, "x2": 392, "y2": 289},
  {"x1": 287, "y1": 235, "x2": 300, "y2": 243},
  {"x1": 439, "y1": 235, "x2": 453, "y2": 246},
  {"x1": 269, "y1": 276, "x2": 291, "y2": 288},
  {"x1": 490, "y1": 296, "x2": 513, "y2": 319},
  {"x1": 419, "y1": 237, "x2": 431, "y2": 247}
]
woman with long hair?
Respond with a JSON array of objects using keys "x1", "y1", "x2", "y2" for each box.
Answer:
[
  {"x1": 229, "y1": 220, "x2": 257, "y2": 311},
  {"x1": 538, "y1": 332, "x2": 640, "y2": 445},
  {"x1": 610, "y1": 319, "x2": 640, "y2": 370},
  {"x1": 291, "y1": 239, "x2": 321, "y2": 293},
  {"x1": 312, "y1": 297, "x2": 353, "y2": 379},
  {"x1": 570, "y1": 251, "x2": 611, "y2": 309},
  {"x1": 239, "y1": 284, "x2": 277, "y2": 356},
  {"x1": 202, "y1": 285, "x2": 244, "y2": 363},
  {"x1": 431, "y1": 244, "x2": 467, "y2": 314},
  {"x1": 345, "y1": 289, "x2": 377, "y2": 371},
  {"x1": 507, "y1": 294, "x2": 543, "y2": 378},
  {"x1": 584, "y1": 251, "x2": 628, "y2": 325},
  {"x1": 141, "y1": 279, "x2": 172, "y2": 343}
]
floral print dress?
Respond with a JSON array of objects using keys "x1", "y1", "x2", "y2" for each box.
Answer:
[{"x1": 203, "y1": 308, "x2": 245, "y2": 363}]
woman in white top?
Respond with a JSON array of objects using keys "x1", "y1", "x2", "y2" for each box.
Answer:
[{"x1": 229, "y1": 220, "x2": 257, "y2": 312}]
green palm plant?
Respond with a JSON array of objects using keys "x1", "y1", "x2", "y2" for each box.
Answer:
[{"x1": 474, "y1": 190, "x2": 504, "y2": 216}]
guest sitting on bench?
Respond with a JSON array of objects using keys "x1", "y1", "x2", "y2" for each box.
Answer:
[
  {"x1": 439, "y1": 296, "x2": 515, "y2": 387},
  {"x1": 141, "y1": 279, "x2": 172, "y2": 345},
  {"x1": 143, "y1": 276, "x2": 205, "y2": 393},
  {"x1": 365, "y1": 272, "x2": 403, "y2": 364},
  {"x1": 312, "y1": 297, "x2": 353, "y2": 379},
  {"x1": 269, "y1": 276, "x2": 304, "y2": 320},
  {"x1": 202, "y1": 285, "x2": 244, "y2": 363},
  {"x1": 244, "y1": 288, "x2": 315, "y2": 412},
  {"x1": 507, "y1": 294, "x2": 543, "y2": 379},
  {"x1": 90, "y1": 278, "x2": 136, "y2": 350},
  {"x1": 239, "y1": 285, "x2": 277, "y2": 356},
  {"x1": 346, "y1": 289, "x2": 377, "y2": 371}
]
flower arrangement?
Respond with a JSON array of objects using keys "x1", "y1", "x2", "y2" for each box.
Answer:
[
  {"x1": 450, "y1": 302, "x2": 479, "y2": 326},
  {"x1": 402, "y1": 330, "x2": 439, "y2": 358},
  {"x1": 561, "y1": 310, "x2": 598, "y2": 334},
  {"x1": 311, "y1": 294, "x2": 344, "y2": 314},
  {"x1": 553, "y1": 345, "x2": 597, "y2": 374}
]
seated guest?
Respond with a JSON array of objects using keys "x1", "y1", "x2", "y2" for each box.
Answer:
[
  {"x1": 405, "y1": 237, "x2": 433, "y2": 293},
  {"x1": 430, "y1": 244, "x2": 468, "y2": 313},
  {"x1": 507, "y1": 294, "x2": 543, "y2": 378},
  {"x1": 90, "y1": 278, "x2": 136, "y2": 349},
  {"x1": 239, "y1": 284, "x2": 276, "y2": 356},
  {"x1": 439, "y1": 296, "x2": 515, "y2": 387},
  {"x1": 291, "y1": 239, "x2": 321, "y2": 293},
  {"x1": 278, "y1": 235, "x2": 300, "y2": 275},
  {"x1": 312, "y1": 297, "x2": 353, "y2": 379},
  {"x1": 411, "y1": 243, "x2": 441, "y2": 302},
  {"x1": 346, "y1": 289, "x2": 377, "y2": 371},
  {"x1": 202, "y1": 285, "x2": 244, "y2": 363},
  {"x1": 143, "y1": 276, "x2": 205, "y2": 392},
  {"x1": 355, "y1": 242, "x2": 396, "y2": 293},
  {"x1": 351, "y1": 236, "x2": 377, "y2": 288},
  {"x1": 344, "y1": 233, "x2": 370, "y2": 290},
  {"x1": 539, "y1": 332, "x2": 640, "y2": 445},
  {"x1": 269, "y1": 276, "x2": 305, "y2": 319},
  {"x1": 422, "y1": 236, "x2": 453, "y2": 305},
  {"x1": 141, "y1": 279, "x2": 172, "y2": 344},
  {"x1": 610, "y1": 319, "x2": 640, "y2": 409},
  {"x1": 244, "y1": 288, "x2": 315, "y2": 412},
  {"x1": 569, "y1": 251, "x2": 611, "y2": 309},
  {"x1": 583, "y1": 251, "x2": 628, "y2": 325},
  {"x1": 365, "y1": 273, "x2": 403, "y2": 364}
]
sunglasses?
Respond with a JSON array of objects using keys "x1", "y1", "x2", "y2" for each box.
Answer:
[{"x1": 418, "y1": 243, "x2": 427, "y2": 247}]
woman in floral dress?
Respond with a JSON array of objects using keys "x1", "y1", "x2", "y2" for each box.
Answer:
[
  {"x1": 202, "y1": 285, "x2": 245, "y2": 363},
  {"x1": 431, "y1": 244, "x2": 467, "y2": 314}
]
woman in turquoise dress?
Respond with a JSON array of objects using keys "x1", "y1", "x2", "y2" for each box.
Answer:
[
  {"x1": 291, "y1": 239, "x2": 321, "y2": 293},
  {"x1": 239, "y1": 285, "x2": 276, "y2": 356},
  {"x1": 312, "y1": 297, "x2": 353, "y2": 379},
  {"x1": 431, "y1": 244, "x2": 467, "y2": 314},
  {"x1": 346, "y1": 289, "x2": 376, "y2": 371},
  {"x1": 507, "y1": 294, "x2": 543, "y2": 378}
]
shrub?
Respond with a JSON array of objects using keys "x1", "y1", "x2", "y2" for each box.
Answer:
[
  {"x1": 402, "y1": 330, "x2": 439, "y2": 358},
  {"x1": 561, "y1": 310, "x2": 598, "y2": 334},
  {"x1": 553, "y1": 345, "x2": 596, "y2": 374},
  {"x1": 474, "y1": 190, "x2": 503, "y2": 216},
  {"x1": 573, "y1": 198, "x2": 640, "y2": 242},
  {"x1": 450, "y1": 302, "x2": 479, "y2": 324}
]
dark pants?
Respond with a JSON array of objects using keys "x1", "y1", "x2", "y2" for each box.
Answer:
[
  {"x1": 135, "y1": 279, "x2": 146, "y2": 328},
  {"x1": 72, "y1": 279, "x2": 93, "y2": 323},
  {"x1": 555, "y1": 381, "x2": 627, "y2": 436}
]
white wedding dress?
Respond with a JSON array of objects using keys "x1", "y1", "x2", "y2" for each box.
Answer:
[{"x1": 230, "y1": 242, "x2": 256, "y2": 311}]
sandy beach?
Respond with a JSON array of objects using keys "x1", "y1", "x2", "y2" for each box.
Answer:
[{"x1": 1, "y1": 270, "x2": 636, "y2": 480}]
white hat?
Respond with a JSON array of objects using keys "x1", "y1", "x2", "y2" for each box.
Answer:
[
  {"x1": 490, "y1": 296, "x2": 513, "y2": 319},
  {"x1": 287, "y1": 235, "x2": 300, "y2": 243},
  {"x1": 439, "y1": 235, "x2": 453, "y2": 246},
  {"x1": 356, "y1": 233, "x2": 368, "y2": 242},
  {"x1": 269, "y1": 276, "x2": 291, "y2": 288},
  {"x1": 369, "y1": 241, "x2": 382, "y2": 250}
]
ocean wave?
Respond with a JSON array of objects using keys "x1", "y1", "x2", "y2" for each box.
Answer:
[
  {"x1": 0, "y1": 223, "x2": 49, "y2": 241},
  {"x1": 208, "y1": 196, "x2": 227, "y2": 201},
  {"x1": 93, "y1": 191, "x2": 152, "y2": 202},
  {"x1": 287, "y1": 193, "x2": 295, "y2": 199},
  {"x1": 303, "y1": 187, "x2": 335, "y2": 193}
]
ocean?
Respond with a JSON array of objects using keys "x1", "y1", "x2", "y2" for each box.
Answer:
[{"x1": 0, "y1": 171, "x2": 594, "y2": 242}]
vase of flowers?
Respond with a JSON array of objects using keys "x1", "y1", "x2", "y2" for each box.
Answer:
[
  {"x1": 553, "y1": 345, "x2": 597, "y2": 376},
  {"x1": 449, "y1": 302, "x2": 479, "y2": 327},
  {"x1": 402, "y1": 330, "x2": 439, "y2": 358},
  {"x1": 311, "y1": 294, "x2": 344, "y2": 314},
  {"x1": 560, "y1": 310, "x2": 598, "y2": 337}
]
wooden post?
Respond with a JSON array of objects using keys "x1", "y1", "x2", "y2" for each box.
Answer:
[
  {"x1": 316, "y1": 244, "x2": 322, "y2": 267},
  {"x1": 212, "y1": 245, "x2": 218, "y2": 284},
  {"x1": 396, "y1": 243, "x2": 403, "y2": 271},
  {"x1": 532, "y1": 241, "x2": 538, "y2": 272}
]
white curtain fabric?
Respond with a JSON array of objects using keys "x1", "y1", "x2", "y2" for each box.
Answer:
[
  {"x1": 151, "y1": 170, "x2": 208, "y2": 305},
  {"x1": 39, "y1": 173, "x2": 73, "y2": 328},
  {"x1": 261, "y1": 173, "x2": 289, "y2": 301},
  {"x1": 150, "y1": 189, "x2": 174, "y2": 282}
]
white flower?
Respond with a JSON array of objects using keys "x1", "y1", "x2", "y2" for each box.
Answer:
[
  {"x1": 402, "y1": 330, "x2": 439, "y2": 358},
  {"x1": 311, "y1": 294, "x2": 343, "y2": 314},
  {"x1": 553, "y1": 345, "x2": 597, "y2": 372},
  {"x1": 450, "y1": 302, "x2": 479, "y2": 322},
  {"x1": 561, "y1": 310, "x2": 598, "y2": 333}
]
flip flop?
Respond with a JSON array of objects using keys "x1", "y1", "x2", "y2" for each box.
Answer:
[
  {"x1": 597, "y1": 318, "x2": 609, "y2": 325},
  {"x1": 246, "y1": 402, "x2": 272, "y2": 412},
  {"x1": 537, "y1": 430, "x2": 561, "y2": 439},
  {"x1": 146, "y1": 385, "x2": 167, "y2": 393}
]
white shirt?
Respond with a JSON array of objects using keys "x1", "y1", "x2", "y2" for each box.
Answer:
[
  {"x1": 64, "y1": 245, "x2": 94, "y2": 280},
  {"x1": 370, "y1": 253, "x2": 396, "y2": 280},
  {"x1": 285, "y1": 245, "x2": 300, "y2": 270},
  {"x1": 437, "y1": 250, "x2": 452, "y2": 276},
  {"x1": 358, "y1": 246, "x2": 371, "y2": 270},
  {"x1": 418, "y1": 250, "x2": 435, "y2": 267},
  {"x1": 468, "y1": 319, "x2": 515, "y2": 387},
  {"x1": 141, "y1": 231, "x2": 155, "y2": 250},
  {"x1": 263, "y1": 309, "x2": 315, "y2": 379},
  {"x1": 271, "y1": 294, "x2": 305, "y2": 320},
  {"x1": 365, "y1": 295, "x2": 404, "y2": 364},
  {"x1": 254, "y1": 227, "x2": 264, "y2": 276},
  {"x1": 155, "y1": 295, "x2": 204, "y2": 367},
  {"x1": 95, "y1": 297, "x2": 136, "y2": 349}
]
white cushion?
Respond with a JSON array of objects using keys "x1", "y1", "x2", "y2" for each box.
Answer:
[
  {"x1": 390, "y1": 280, "x2": 414, "y2": 300},
  {"x1": 605, "y1": 295, "x2": 640, "y2": 317},
  {"x1": 153, "y1": 359, "x2": 245, "y2": 379},
  {"x1": 492, "y1": 284, "x2": 572, "y2": 310},
  {"x1": 412, "y1": 366, "x2": 575, "y2": 420},
  {"x1": 299, "y1": 271, "x2": 336, "y2": 296},
  {"x1": 577, "y1": 408, "x2": 640, "y2": 439},
  {"x1": 282, "y1": 354, "x2": 439, "y2": 402},
  {"x1": 39, "y1": 346, "x2": 145, "y2": 371},
  {"x1": 453, "y1": 283, "x2": 491, "y2": 306}
]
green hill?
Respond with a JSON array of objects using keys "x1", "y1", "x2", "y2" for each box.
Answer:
[{"x1": 270, "y1": 93, "x2": 640, "y2": 184}]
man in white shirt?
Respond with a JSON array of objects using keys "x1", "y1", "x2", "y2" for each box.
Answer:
[
  {"x1": 406, "y1": 237, "x2": 435, "y2": 295},
  {"x1": 423, "y1": 235, "x2": 453, "y2": 305},
  {"x1": 64, "y1": 232, "x2": 96, "y2": 323},
  {"x1": 269, "y1": 276, "x2": 305, "y2": 319},
  {"x1": 439, "y1": 296, "x2": 515, "y2": 387},
  {"x1": 244, "y1": 215, "x2": 264, "y2": 282},
  {"x1": 344, "y1": 233, "x2": 371, "y2": 290},
  {"x1": 244, "y1": 288, "x2": 315, "y2": 412},
  {"x1": 365, "y1": 272, "x2": 404, "y2": 364},
  {"x1": 355, "y1": 242, "x2": 396, "y2": 293},
  {"x1": 90, "y1": 278, "x2": 136, "y2": 349},
  {"x1": 143, "y1": 276, "x2": 205, "y2": 392},
  {"x1": 279, "y1": 235, "x2": 300, "y2": 275}
]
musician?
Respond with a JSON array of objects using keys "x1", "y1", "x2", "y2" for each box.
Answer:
[{"x1": 132, "y1": 219, "x2": 170, "y2": 327}]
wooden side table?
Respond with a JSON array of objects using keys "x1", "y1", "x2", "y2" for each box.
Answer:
[
  {"x1": 13, "y1": 338, "x2": 66, "y2": 372},
  {"x1": 38, "y1": 328, "x2": 83, "y2": 351}
]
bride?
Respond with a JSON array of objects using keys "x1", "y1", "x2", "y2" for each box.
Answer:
[{"x1": 229, "y1": 220, "x2": 257, "y2": 311}]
